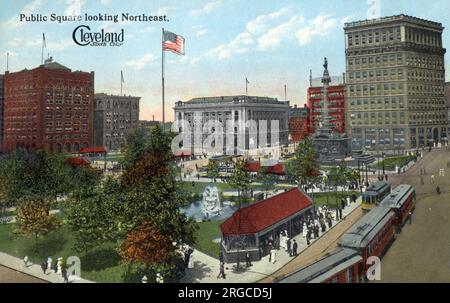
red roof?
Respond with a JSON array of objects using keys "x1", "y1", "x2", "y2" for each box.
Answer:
[
  {"x1": 220, "y1": 188, "x2": 313, "y2": 236},
  {"x1": 266, "y1": 163, "x2": 285, "y2": 175},
  {"x1": 66, "y1": 157, "x2": 91, "y2": 166},
  {"x1": 79, "y1": 147, "x2": 107, "y2": 154},
  {"x1": 244, "y1": 161, "x2": 261, "y2": 172},
  {"x1": 174, "y1": 150, "x2": 192, "y2": 158},
  {"x1": 308, "y1": 168, "x2": 322, "y2": 177}
]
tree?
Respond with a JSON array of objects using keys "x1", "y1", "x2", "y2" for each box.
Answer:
[
  {"x1": 120, "y1": 221, "x2": 175, "y2": 265},
  {"x1": 121, "y1": 127, "x2": 150, "y2": 168},
  {"x1": 206, "y1": 160, "x2": 220, "y2": 183},
  {"x1": 258, "y1": 168, "x2": 277, "y2": 199},
  {"x1": 15, "y1": 196, "x2": 60, "y2": 240},
  {"x1": 226, "y1": 159, "x2": 252, "y2": 270},
  {"x1": 287, "y1": 137, "x2": 318, "y2": 190},
  {"x1": 65, "y1": 185, "x2": 122, "y2": 253},
  {"x1": 227, "y1": 159, "x2": 252, "y2": 203},
  {"x1": 119, "y1": 124, "x2": 197, "y2": 276}
]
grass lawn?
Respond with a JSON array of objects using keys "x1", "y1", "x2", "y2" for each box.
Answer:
[
  {"x1": 193, "y1": 220, "x2": 223, "y2": 259},
  {"x1": 371, "y1": 155, "x2": 415, "y2": 170},
  {"x1": 310, "y1": 191, "x2": 359, "y2": 209},
  {"x1": 0, "y1": 223, "x2": 126, "y2": 282}
]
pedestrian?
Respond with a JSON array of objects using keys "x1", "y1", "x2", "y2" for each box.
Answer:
[
  {"x1": 292, "y1": 240, "x2": 298, "y2": 256},
  {"x1": 245, "y1": 252, "x2": 252, "y2": 268},
  {"x1": 339, "y1": 207, "x2": 343, "y2": 220},
  {"x1": 287, "y1": 239, "x2": 292, "y2": 257},
  {"x1": 46, "y1": 257, "x2": 52, "y2": 274},
  {"x1": 306, "y1": 235, "x2": 310, "y2": 246},
  {"x1": 270, "y1": 248, "x2": 276, "y2": 264},
  {"x1": 431, "y1": 175, "x2": 435, "y2": 184},
  {"x1": 217, "y1": 262, "x2": 226, "y2": 279},
  {"x1": 341, "y1": 199, "x2": 346, "y2": 210},
  {"x1": 408, "y1": 211, "x2": 412, "y2": 224},
  {"x1": 61, "y1": 265, "x2": 69, "y2": 283},
  {"x1": 23, "y1": 256, "x2": 28, "y2": 267},
  {"x1": 41, "y1": 261, "x2": 47, "y2": 274}
]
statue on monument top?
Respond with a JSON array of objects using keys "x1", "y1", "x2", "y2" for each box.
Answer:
[{"x1": 323, "y1": 57, "x2": 328, "y2": 71}]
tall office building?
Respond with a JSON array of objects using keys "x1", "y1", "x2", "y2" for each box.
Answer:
[
  {"x1": 345, "y1": 15, "x2": 447, "y2": 151},
  {"x1": 93, "y1": 93, "x2": 140, "y2": 151},
  {"x1": 3, "y1": 58, "x2": 94, "y2": 153}
]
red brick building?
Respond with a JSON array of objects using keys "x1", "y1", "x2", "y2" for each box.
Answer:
[
  {"x1": 2, "y1": 58, "x2": 94, "y2": 153},
  {"x1": 307, "y1": 84, "x2": 345, "y2": 134},
  {"x1": 288, "y1": 104, "x2": 310, "y2": 142}
]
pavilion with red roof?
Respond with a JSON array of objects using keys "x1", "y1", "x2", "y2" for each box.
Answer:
[{"x1": 220, "y1": 187, "x2": 314, "y2": 263}]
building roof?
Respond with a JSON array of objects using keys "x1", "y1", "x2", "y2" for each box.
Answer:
[
  {"x1": 79, "y1": 147, "x2": 107, "y2": 154},
  {"x1": 380, "y1": 184, "x2": 414, "y2": 209},
  {"x1": 220, "y1": 188, "x2": 313, "y2": 236},
  {"x1": 344, "y1": 14, "x2": 443, "y2": 30},
  {"x1": 65, "y1": 157, "x2": 91, "y2": 166},
  {"x1": 339, "y1": 206, "x2": 393, "y2": 249},
  {"x1": 266, "y1": 163, "x2": 285, "y2": 175},
  {"x1": 276, "y1": 248, "x2": 362, "y2": 283},
  {"x1": 40, "y1": 61, "x2": 71, "y2": 71},
  {"x1": 244, "y1": 161, "x2": 261, "y2": 172}
]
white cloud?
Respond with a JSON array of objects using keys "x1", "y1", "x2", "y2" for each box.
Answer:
[
  {"x1": 65, "y1": 0, "x2": 86, "y2": 16},
  {"x1": 258, "y1": 15, "x2": 304, "y2": 50},
  {"x1": 190, "y1": 1, "x2": 222, "y2": 17},
  {"x1": 8, "y1": 37, "x2": 25, "y2": 47},
  {"x1": 124, "y1": 53, "x2": 156, "y2": 70},
  {"x1": 246, "y1": 7, "x2": 288, "y2": 34},
  {"x1": 3, "y1": 0, "x2": 45, "y2": 29},
  {"x1": 295, "y1": 14, "x2": 339, "y2": 46},
  {"x1": 207, "y1": 32, "x2": 253, "y2": 60},
  {"x1": 157, "y1": 6, "x2": 174, "y2": 15},
  {"x1": 193, "y1": 25, "x2": 208, "y2": 37}
]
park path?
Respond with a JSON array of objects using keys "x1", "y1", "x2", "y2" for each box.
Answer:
[{"x1": 0, "y1": 252, "x2": 93, "y2": 283}]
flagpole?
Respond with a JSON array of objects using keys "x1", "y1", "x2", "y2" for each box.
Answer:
[
  {"x1": 120, "y1": 71, "x2": 123, "y2": 96},
  {"x1": 162, "y1": 28, "x2": 166, "y2": 131},
  {"x1": 6, "y1": 52, "x2": 9, "y2": 71},
  {"x1": 284, "y1": 84, "x2": 287, "y2": 101},
  {"x1": 245, "y1": 77, "x2": 248, "y2": 96},
  {"x1": 41, "y1": 33, "x2": 45, "y2": 65}
]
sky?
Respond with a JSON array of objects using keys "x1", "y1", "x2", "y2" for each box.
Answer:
[{"x1": 1, "y1": 0, "x2": 450, "y2": 121}]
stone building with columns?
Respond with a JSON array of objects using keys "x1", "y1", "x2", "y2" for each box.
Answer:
[
  {"x1": 345, "y1": 15, "x2": 448, "y2": 151},
  {"x1": 173, "y1": 95, "x2": 290, "y2": 157}
]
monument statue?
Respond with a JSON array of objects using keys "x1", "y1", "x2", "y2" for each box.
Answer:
[{"x1": 201, "y1": 186, "x2": 222, "y2": 217}]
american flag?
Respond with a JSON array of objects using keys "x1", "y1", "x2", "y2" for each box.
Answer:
[{"x1": 162, "y1": 30, "x2": 185, "y2": 56}]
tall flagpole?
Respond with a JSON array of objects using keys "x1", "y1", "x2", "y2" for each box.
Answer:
[
  {"x1": 284, "y1": 84, "x2": 287, "y2": 101},
  {"x1": 245, "y1": 77, "x2": 248, "y2": 96},
  {"x1": 41, "y1": 33, "x2": 45, "y2": 65},
  {"x1": 162, "y1": 28, "x2": 166, "y2": 130},
  {"x1": 120, "y1": 71, "x2": 123, "y2": 96},
  {"x1": 6, "y1": 52, "x2": 9, "y2": 71}
]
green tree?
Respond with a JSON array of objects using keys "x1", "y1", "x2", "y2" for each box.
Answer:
[
  {"x1": 121, "y1": 127, "x2": 150, "y2": 168},
  {"x1": 227, "y1": 159, "x2": 252, "y2": 204},
  {"x1": 258, "y1": 168, "x2": 277, "y2": 199},
  {"x1": 287, "y1": 137, "x2": 318, "y2": 190},
  {"x1": 65, "y1": 185, "x2": 122, "y2": 253},
  {"x1": 120, "y1": 124, "x2": 197, "y2": 278},
  {"x1": 206, "y1": 160, "x2": 220, "y2": 182},
  {"x1": 15, "y1": 195, "x2": 60, "y2": 240}
]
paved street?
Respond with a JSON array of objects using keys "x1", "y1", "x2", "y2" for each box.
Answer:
[{"x1": 377, "y1": 148, "x2": 450, "y2": 282}]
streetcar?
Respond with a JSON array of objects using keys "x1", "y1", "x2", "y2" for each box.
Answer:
[
  {"x1": 361, "y1": 181, "x2": 391, "y2": 212},
  {"x1": 380, "y1": 184, "x2": 416, "y2": 230}
]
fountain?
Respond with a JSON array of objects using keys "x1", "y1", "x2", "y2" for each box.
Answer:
[
  {"x1": 181, "y1": 185, "x2": 237, "y2": 222},
  {"x1": 201, "y1": 185, "x2": 222, "y2": 217}
]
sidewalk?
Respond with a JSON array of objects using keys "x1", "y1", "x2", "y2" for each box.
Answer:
[
  {"x1": 0, "y1": 252, "x2": 93, "y2": 283},
  {"x1": 181, "y1": 198, "x2": 362, "y2": 283}
]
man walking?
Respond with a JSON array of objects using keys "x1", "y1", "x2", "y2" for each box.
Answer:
[
  {"x1": 217, "y1": 262, "x2": 226, "y2": 279},
  {"x1": 287, "y1": 239, "x2": 292, "y2": 257},
  {"x1": 292, "y1": 240, "x2": 298, "y2": 256},
  {"x1": 245, "y1": 252, "x2": 252, "y2": 268}
]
